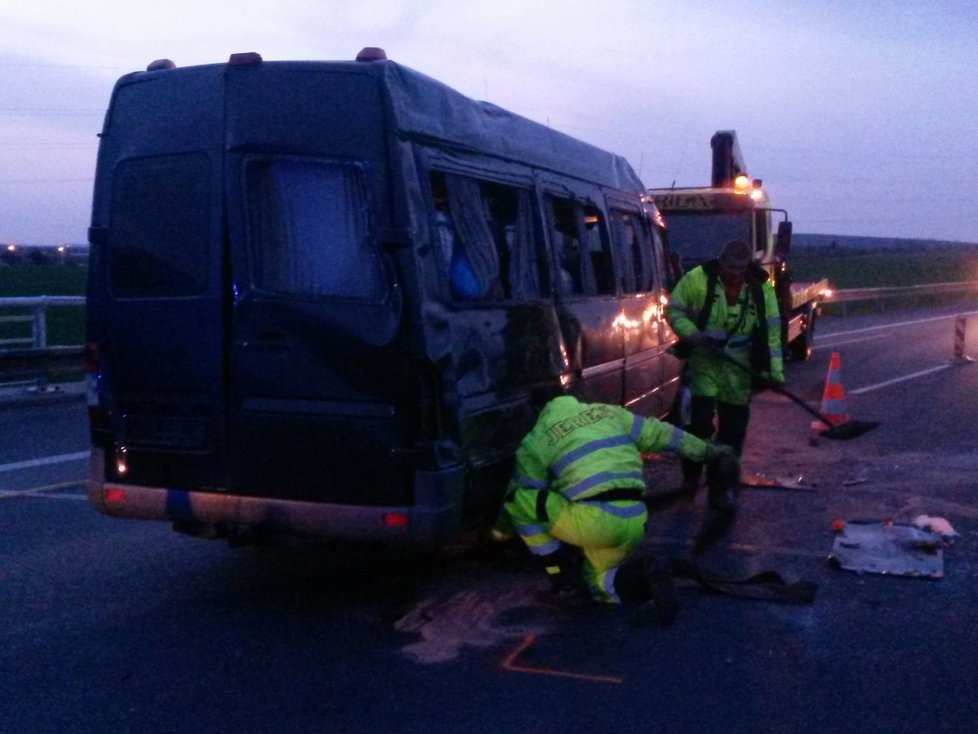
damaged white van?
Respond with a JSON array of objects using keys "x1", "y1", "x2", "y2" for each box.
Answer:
[{"x1": 85, "y1": 48, "x2": 681, "y2": 547}]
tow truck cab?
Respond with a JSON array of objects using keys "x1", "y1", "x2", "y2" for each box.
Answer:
[{"x1": 649, "y1": 131, "x2": 826, "y2": 360}]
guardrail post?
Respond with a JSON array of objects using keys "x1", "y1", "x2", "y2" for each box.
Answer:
[
  {"x1": 32, "y1": 302, "x2": 47, "y2": 349},
  {"x1": 951, "y1": 314, "x2": 974, "y2": 365}
]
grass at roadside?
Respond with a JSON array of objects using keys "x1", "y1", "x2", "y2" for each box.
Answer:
[{"x1": 791, "y1": 246, "x2": 978, "y2": 289}]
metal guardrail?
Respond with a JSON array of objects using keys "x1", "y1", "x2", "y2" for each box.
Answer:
[
  {"x1": 0, "y1": 295, "x2": 86, "y2": 349},
  {"x1": 0, "y1": 296, "x2": 86, "y2": 387},
  {"x1": 822, "y1": 280, "x2": 978, "y2": 318},
  {"x1": 825, "y1": 280, "x2": 978, "y2": 304}
]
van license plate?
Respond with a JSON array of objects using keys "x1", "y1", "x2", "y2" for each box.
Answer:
[{"x1": 122, "y1": 414, "x2": 207, "y2": 450}]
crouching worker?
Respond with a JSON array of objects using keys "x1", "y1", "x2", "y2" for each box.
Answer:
[{"x1": 498, "y1": 394, "x2": 736, "y2": 624}]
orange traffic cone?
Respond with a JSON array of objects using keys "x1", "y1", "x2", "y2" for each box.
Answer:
[{"x1": 812, "y1": 351, "x2": 849, "y2": 431}]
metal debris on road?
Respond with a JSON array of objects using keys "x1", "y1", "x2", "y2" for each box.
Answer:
[
  {"x1": 829, "y1": 520, "x2": 946, "y2": 578},
  {"x1": 741, "y1": 473, "x2": 816, "y2": 491}
]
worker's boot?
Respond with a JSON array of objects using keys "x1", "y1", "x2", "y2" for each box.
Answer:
[
  {"x1": 693, "y1": 454, "x2": 741, "y2": 555},
  {"x1": 647, "y1": 557, "x2": 677, "y2": 626},
  {"x1": 614, "y1": 553, "x2": 652, "y2": 603},
  {"x1": 680, "y1": 458, "x2": 703, "y2": 496},
  {"x1": 706, "y1": 454, "x2": 740, "y2": 511}
]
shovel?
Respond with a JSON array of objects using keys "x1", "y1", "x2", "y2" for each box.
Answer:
[{"x1": 711, "y1": 349, "x2": 879, "y2": 440}]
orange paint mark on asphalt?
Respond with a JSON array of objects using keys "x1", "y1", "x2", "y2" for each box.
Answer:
[{"x1": 500, "y1": 634, "x2": 623, "y2": 684}]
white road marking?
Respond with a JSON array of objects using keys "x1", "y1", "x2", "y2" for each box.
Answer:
[
  {"x1": 815, "y1": 313, "x2": 967, "y2": 394},
  {"x1": 0, "y1": 480, "x2": 86, "y2": 501},
  {"x1": 0, "y1": 451, "x2": 88, "y2": 474},
  {"x1": 815, "y1": 332, "x2": 890, "y2": 349},
  {"x1": 823, "y1": 313, "x2": 955, "y2": 338},
  {"x1": 849, "y1": 364, "x2": 951, "y2": 395}
]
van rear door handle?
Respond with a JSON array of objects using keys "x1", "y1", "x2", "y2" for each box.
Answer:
[{"x1": 237, "y1": 331, "x2": 294, "y2": 348}]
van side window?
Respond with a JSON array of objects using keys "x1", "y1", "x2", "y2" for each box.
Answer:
[
  {"x1": 110, "y1": 154, "x2": 210, "y2": 297},
  {"x1": 430, "y1": 172, "x2": 539, "y2": 301},
  {"x1": 650, "y1": 223, "x2": 669, "y2": 289},
  {"x1": 583, "y1": 203, "x2": 614, "y2": 295},
  {"x1": 547, "y1": 196, "x2": 614, "y2": 296},
  {"x1": 246, "y1": 158, "x2": 383, "y2": 300},
  {"x1": 609, "y1": 208, "x2": 654, "y2": 294}
]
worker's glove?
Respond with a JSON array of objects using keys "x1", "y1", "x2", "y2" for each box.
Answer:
[
  {"x1": 686, "y1": 331, "x2": 723, "y2": 351},
  {"x1": 683, "y1": 331, "x2": 706, "y2": 348},
  {"x1": 703, "y1": 441, "x2": 735, "y2": 464},
  {"x1": 486, "y1": 509, "x2": 516, "y2": 543},
  {"x1": 697, "y1": 335, "x2": 727, "y2": 357}
]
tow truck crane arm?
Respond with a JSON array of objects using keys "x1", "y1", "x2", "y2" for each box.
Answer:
[{"x1": 710, "y1": 130, "x2": 748, "y2": 188}]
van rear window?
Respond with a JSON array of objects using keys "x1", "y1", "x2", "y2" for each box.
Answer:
[
  {"x1": 110, "y1": 154, "x2": 211, "y2": 297},
  {"x1": 246, "y1": 158, "x2": 382, "y2": 300}
]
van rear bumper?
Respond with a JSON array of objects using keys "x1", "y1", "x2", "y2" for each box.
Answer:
[{"x1": 86, "y1": 449, "x2": 465, "y2": 546}]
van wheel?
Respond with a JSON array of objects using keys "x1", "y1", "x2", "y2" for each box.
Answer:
[{"x1": 789, "y1": 307, "x2": 816, "y2": 361}]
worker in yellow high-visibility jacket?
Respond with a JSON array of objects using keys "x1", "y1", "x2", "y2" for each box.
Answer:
[
  {"x1": 666, "y1": 239, "x2": 783, "y2": 501},
  {"x1": 498, "y1": 394, "x2": 737, "y2": 624}
]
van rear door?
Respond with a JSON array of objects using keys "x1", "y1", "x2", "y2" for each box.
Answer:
[{"x1": 89, "y1": 69, "x2": 228, "y2": 490}]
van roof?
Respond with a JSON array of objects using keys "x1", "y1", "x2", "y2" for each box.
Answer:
[{"x1": 116, "y1": 55, "x2": 645, "y2": 193}]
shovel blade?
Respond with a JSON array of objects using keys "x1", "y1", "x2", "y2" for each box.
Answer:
[{"x1": 819, "y1": 420, "x2": 881, "y2": 440}]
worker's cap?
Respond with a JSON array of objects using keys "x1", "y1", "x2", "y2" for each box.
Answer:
[{"x1": 718, "y1": 239, "x2": 752, "y2": 275}]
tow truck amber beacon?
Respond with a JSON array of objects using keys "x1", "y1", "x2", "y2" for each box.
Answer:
[
  {"x1": 85, "y1": 48, "x2": 684, "y2": 548},
  {"x1": 649, "y1": 131, "x2": 827, "y2": 361}
]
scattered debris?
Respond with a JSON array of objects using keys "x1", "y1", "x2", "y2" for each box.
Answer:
[
  {"x1": 829, "y1": 520, "x2": 946, "y2": 579},
  {"x1": 741, "y1": 473, "x2": 816, "y2": 491},
  {"x1": 394, "y1": 580, "x2": 550, "y2": 664},
  {"x1": 912, "y1": 514, "x2": 959, "y2": 542}
]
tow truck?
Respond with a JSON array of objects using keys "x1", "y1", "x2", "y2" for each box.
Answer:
[{"x1": 650, "y1": 130, "x2": 827, "y2": 360}]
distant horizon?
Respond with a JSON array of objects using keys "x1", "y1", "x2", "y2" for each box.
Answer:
[{"x1": 8, "y1": 232, "x2": 978, "y2": 250}]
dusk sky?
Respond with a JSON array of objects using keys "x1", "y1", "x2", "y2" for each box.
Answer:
[{"x1": 2, "y1": 0, "x2": 976, "y2": 245}]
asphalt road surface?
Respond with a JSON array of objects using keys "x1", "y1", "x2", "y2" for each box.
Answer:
[{"x1": 1, "y1": 301, "x2": 976, "y2": 734}]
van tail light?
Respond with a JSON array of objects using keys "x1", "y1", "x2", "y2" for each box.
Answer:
[{"x1": 104, "y1": 487, "x2": 126, "y2": 504}]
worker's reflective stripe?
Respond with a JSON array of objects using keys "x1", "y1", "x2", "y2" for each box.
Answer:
[
  {"x1": 704, "y1": 327, "x2": 727, "y2": 340},
  {"x1": 551, "y1": 435, "x2": 632, "y2": 476},
  {"x1": 770, "y1": 347, "x2": 782, "y2": 359},
  {"x1": 667, "y1": 425, "x2": 683, "y2": 452},
  {"x1": 602, "y1": 567, "x2": 621, "y2": 603},
  {"x1": 526, "y1": 537, "x2": 561, "y2": 556},
  {"x1": 728, "y1": 334, "x2": 751, "y2": 348},
  {"x1": 563, "y1": 471, "x2": 644, "y2": 500},
  {"x1": 515, "y1": 522, "x2": 545, "y2": 536},
  {"x1": 630, "y1": 413, "x2": 643, "y2": 442},
  {"x1": 767, "y1": 315, "x2": 780, "y2": 329},
  {"x1": 513, "y1": 473, "x2": 547, "y2": 491},
  {"x1": 666, "y1": 302, "x2": 693, "y2": 317},
  {"x1": 577, "y1": 500, "x2": 646, "y2": 519}
]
